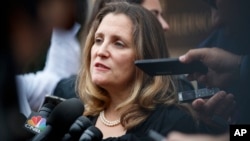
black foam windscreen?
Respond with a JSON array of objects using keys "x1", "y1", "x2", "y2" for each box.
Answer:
[
  {"x1": 69, "y1": 116, "x2": 92, "y2": 136},
  {"x1": 47, "y1": 98, "x2": 84, "y2": 132},
  {"x1": 38, "y1": 102, "x2": 55, "y2": 117},
  {"x1": 32, "y1": 98, "x2": 84, "y2": 141},
  {"x1": 79, "y1": 126, "x2": 103, "y2": 141},
  {"x1": 62, "y1": 116, "x2": 93, "y2": 141}
]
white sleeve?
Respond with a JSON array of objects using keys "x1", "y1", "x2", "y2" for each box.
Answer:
[
  {"x1": 16, "y1": 23, "x2": 81, "y2": 117},
  {"x1": 16, "y1": 71, "x2": 61, "y2": 116},
  {"x1": 44, "y1": 23, "x2": 81, "y2": 77}
]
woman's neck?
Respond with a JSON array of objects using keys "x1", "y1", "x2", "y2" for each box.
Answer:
[{"x1": 105, "y1": 85, "x2": 132, "y2": 109}]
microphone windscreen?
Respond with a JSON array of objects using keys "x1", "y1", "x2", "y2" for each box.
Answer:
[
  {"x1": 69, "y1": 116, "x2": 92, "y2": 136},
  {"x1": 79, "y1": 126, "x2": 103, "y2": 141},
  {"x1": 40, "y1": 102, "x2": 55, "y2": 110},
  {"x1": 88, "y1": 126, "x2": 103, "y2": 140},
  {"x1": 38, "y1": 102, "x2": 55, "y2": 117},
  {"x1": 47, "y1": 98, "x2": 84, "y2": 133},
  {"x1": 62, "y1": 116, "x2": 92, "y2": 141}
]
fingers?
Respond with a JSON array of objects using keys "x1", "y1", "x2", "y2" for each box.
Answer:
[
  {"x1": 214, "y1": 93, "x2": 236, "y2": 120},
  {"x1": 192, "y1": 91, "x2": 227, "y2": 113},
  {"x1": 167, "y1": 131, "x2": 188, "y2": 141},
  {"x1": 192, "y1": 91, "x2": 236, "y2": 123},
  {"x1": 192, "y1": 98, "x2": 206, "y2": 111},
  {"x1": 204, "y1": 91, "x2": 227, "y2": 114},
  {"x1": 204, "y1": 91, "x2": 236, "y2": 120},
  {"x1": 179, "y1": 48, "x2": 210, "y2": 63}
]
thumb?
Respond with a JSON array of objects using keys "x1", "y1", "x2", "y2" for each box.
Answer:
[
  {"x1": 179, "y1": 48, "x2": 209, "y2": 63},
  {"x1": 192, "y1": 98, "x2": 206, "y2": 111}
]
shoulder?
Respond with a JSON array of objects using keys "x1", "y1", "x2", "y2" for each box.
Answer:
[
  {"x1": 129, "y1": 104, "x2": 198, "y2": 136},
  {"x1": 53, "y1": 75, "x2": 77, "y2": 99},
  {"x1": 152, "y1": 105, "x2": 198, "y2": 133},
  {"x1": 151, "y1": 104, "x2": 195, "y2": 124}
]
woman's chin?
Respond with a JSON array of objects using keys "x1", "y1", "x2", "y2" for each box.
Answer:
[{"x1": 92, "y1": 78, "x2": 109, "y2": 86}]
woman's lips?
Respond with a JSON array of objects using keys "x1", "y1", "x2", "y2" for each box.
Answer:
[{"x1": 94, "y1": 62, "x2": 110, "y2": 70}]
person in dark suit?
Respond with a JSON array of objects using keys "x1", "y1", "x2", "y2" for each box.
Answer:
[
  {"x1": 192, "y1": 0, "x2": 250, "y2": 124},
  {"x1": 53, "y1": 75, "x2": 78, "y2": 98}
]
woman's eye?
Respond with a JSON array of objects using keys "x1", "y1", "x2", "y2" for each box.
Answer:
[
  {"x1": 95, "y1": 38, "x2": 102, "y2": 44},
  {"x1": 115, "y1": 41, "x2": 125, "y2": 48}
]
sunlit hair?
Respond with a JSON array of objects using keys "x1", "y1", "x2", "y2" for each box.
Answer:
[{"x1": 77, "y1": 2, "x2": 178, "y2": 129}]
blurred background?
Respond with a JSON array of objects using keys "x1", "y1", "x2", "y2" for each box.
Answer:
[
  {"x1": 163, "y1": 0, "x2": 212, "y2": 57},
  {"x1": 26, "y1": 0, "x2": 213, "y2": 72}
]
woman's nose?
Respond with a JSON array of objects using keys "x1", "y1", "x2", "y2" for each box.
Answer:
[{"x1": 96, "y1": 44, "x2": 110, "y2": 57}]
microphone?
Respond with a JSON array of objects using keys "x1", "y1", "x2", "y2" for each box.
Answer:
[
  {"x1": 38, "y1": 102, "x2": 56, "y2": 117},
  {"x1": 79, "y1": 126, "x2": 103, "y2": 141},
  {"x1": 62, "y1": 116, "x2": 92, "y2": 141},
  {"x1": 24, "y1": 102, "x2": 56, "y2": 135},
  {"x1": 31, "y1": 98, "x2": 84, "y2": 141}
]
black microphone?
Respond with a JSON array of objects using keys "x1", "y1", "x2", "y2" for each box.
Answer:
[
  {"x1": 79, "y1": 126, "x2": 103, "y2": 141},
  {"x1": 38, "y1": 102, "x2": 55, "y2": 117},
  {"x1": 62, "y1": 116, "x2": 92, "y2": 141},
  {"x1": 31, "y1": 98, "x2": 84, "y2": 141}
]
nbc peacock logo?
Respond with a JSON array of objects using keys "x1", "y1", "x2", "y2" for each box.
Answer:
[{"x1": 25, "y1": 115, "x2": 46, "y2": 134}]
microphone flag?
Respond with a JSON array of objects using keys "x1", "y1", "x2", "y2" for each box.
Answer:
[{"x1": 24, "y1": 112, "x2": 47, "y2": 134}]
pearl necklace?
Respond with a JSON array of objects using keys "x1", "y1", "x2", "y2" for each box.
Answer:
[{"x1": 99, "y1": 111, "x2": 120, "y2": 127}]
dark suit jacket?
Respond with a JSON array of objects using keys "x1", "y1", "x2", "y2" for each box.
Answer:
[{"x1": 53, "y1": 75, "x2": 78, "y2": 99}]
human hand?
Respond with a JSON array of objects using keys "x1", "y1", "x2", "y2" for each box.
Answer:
[
  {"x1": 179, "y1": 48, "x2": 241, "y2": 89},
  {"x1": 166, "y1": 131, "x2": 229, "y2": 141},
  {"x1": 192, "y1": 91, "x2": 236, "y2": 125}
]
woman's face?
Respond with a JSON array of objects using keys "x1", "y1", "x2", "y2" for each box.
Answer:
[{"x1": 90, "y1": 13, "x2": 136, "y2": 90}]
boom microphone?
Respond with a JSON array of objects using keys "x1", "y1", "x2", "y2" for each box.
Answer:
[
  {"x1": 31, "y1": 98, "x2": 84, "y2": 141},
  {"x1": 79, "y1": 126, "x2": 103, "y2": 141},
  {"x1": 62, "y1": 116, "x2": 92, "y2": 141}
]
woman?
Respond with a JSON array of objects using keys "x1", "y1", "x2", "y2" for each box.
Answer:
[{"x1": 77, "y1": 2, "x2": 224, "y2": 140}]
